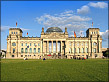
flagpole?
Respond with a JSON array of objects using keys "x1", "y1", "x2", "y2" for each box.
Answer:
[
  {"x1": 74, "y1": 30, "x2": 75, "y2": 56},
  {"x1": 74, "y1": 35, "x2": 75, "y2": 56}
]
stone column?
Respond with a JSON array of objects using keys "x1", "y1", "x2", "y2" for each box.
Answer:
[
  {"x1": 61, "y1": 41, "x2": 62, "y2": 53},
  {"x1": 43, "y1": 41, "x2": 44, "y2": 53},
  {"x1": 56, "y1": 41, "x2": 58, "y2": 53},
  {"x1": 47, "y1": 41, "x2": 49, "y2": 53}
]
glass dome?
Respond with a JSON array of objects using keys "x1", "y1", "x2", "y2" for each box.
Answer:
[{"x1": 46, "y1": 27, "x2": 63, "y2": 33}]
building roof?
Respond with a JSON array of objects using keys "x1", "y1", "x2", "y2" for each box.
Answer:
[
  {"x1": 46, "y1": 27, "x2": 63, "y2": 33},
  {"x1": 9, "y1": 28, "x2": 23, "y2": 33}
]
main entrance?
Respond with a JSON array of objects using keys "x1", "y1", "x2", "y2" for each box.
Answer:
[{"x1": 43, "y1": 40, "x2": 66, "y2": 56}]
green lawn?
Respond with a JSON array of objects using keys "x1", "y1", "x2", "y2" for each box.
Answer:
[{"x1": 1, "y1": 59, "x2": 109, "y2": 81}]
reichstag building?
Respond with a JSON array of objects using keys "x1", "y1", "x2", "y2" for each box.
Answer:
[{"x1": 6, "y1": 27, "x2": 102, "y2": 59}]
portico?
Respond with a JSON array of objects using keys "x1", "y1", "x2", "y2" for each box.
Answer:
[{"x1": 42, "y1": 40, "x2": 66, "y2": 56}]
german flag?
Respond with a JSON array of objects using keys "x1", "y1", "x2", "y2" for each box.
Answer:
[
  {"x1": 27, "y1": 32, "x2": 28, "y2": 35},
  {"x1": 16, "y1": 22, "x2": 17, "y2": 27},
  {"x1": 74, "y1": 31, "x2": 76, "y2": 38}
]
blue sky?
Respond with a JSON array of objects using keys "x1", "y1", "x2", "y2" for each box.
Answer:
[{"x1": 1, "y1": 1, "x2": 108, "y2": 50}]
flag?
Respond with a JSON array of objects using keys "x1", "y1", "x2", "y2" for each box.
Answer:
[
  {"x1": 27, "y1": 32, "x2": 28, "y2": 35},
  {"x1": 74, "y1": 31, "x2": 76, "y2": 38},
  {"x1": 92, "y1": 22, "x2": 93, "y2": 27},
  {"x1": 16, "y1": 22, "x2": 17, "y2": 27}
]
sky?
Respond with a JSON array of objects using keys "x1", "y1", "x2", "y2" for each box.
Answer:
[{"x1": 1, "y1": 1, "x2": 109, "y2": 50}]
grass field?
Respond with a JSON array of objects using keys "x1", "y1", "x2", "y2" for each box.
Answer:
[{"x1": 1, "y1": 59, "x2": 109, "y2": 81}]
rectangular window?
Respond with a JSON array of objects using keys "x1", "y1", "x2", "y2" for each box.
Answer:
[
  {"x1": 26, "y1": 43, "x2": 27, "y2": 46},
  {"x1": 38, "y1": 43, "x2": 40, "y2": 46},
  {"x1": 69, "y1": 42, "x2": 71, "y2": 46},
  {"x1": 12, "y1": 32, "x2": 13, "y2": 34},
  {"x1": 34, "y1": 48, "x2": 36, "y2": 53},
  {"x1": 13, "y1": 48, "x2": 15, "y2": 53},
  {"x1": 72, "y1": 48, "x2": 74, "y2": 53},
  {"x1": 38, "y1": 48, "x2": 40, "y2": 53},
  {"x1": 30, "y1": 48, "x2": 32, "y2": 53},
  {"x1": 82, "y1": 48, "x2": 84, "y2": 53},
  {"x1": 16, "y1": 32, "x2": 17, "y2": 34},
  {"x1": 21, "y1": 48, "x2": 23, "y2": 53},
  {"x1": 83, "y1": 48, "x2": 84, "y2": 53},
  {"x1": 69, "y1": 48, "x2": 71, "y2": 53},
  {"x1": 21, "y1": 43, "x2": 23, "y2": 46},
  {"x1": 74, "y1": 48, "x2": 76, "y2": 53},
  {"x1": 94, "y1": 48, "x2": 96, "y2": 53},
  {"x1": 77, "y1": 43, "x2": 79, "y2": 46},
  {"x1": 34, "y1": 43, "x2": 36, "y2": 46},
  {"x1": 86, "y1": 48, "x2": 88, "y2": 53},
  {"x1": 86, "y1": 43, "x2": 87, "y2": 46},
  {"x1": 79, "y1": 48, "x2": 80, "y2": 53},
  {"x1": 25, "y1": 55, "x2": 27, "y2": 57},
  {"x1": 25, "y1": 48, "x2": 27, "y2": 53},
  {"x1": 30, "y1": 43, "x2": 31, "y2": 46}
]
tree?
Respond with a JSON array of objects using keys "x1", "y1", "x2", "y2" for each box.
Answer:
[{"x1": 105, "y1": 51, "x2": 109, "y2": 58}]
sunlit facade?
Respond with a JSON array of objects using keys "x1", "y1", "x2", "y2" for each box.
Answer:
[{"x1": 6, "y1": 27, "x2": 103, "y2": 59}]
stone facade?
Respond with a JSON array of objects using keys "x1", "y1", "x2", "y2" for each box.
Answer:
[{"x1": 6, "y1": 27, "x2": 103, "y2": 59}]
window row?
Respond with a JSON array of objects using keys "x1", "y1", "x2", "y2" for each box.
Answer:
[
  {"x1": 91, "y1": 31, "x2": 98, "y2": 34},
  {"x1": 21, "y1": 48, "x2": 40, "y2": 53},
  {"x1": 69, "y1": 42, "x2": 88, "y2": 46},
  {"x1": 69, "y1": 48, "x2": 88, "y2": 53},
  {"x1": 69, "y1": 48, "x2": 97, "y2": 53},
  {"x1": 12, "y1": 54, "x2": 41, "y2": 57},
  {"x1": 12, "y1": 32, "x2": 17, "y2": 34},
  {"x1": 21, "y1": 43, "x2": 40, "y2": 47}
]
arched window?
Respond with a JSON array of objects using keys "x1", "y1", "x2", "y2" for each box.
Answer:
[{"x1": 12, "y1": 43, "x2": 16, "y2": 46}]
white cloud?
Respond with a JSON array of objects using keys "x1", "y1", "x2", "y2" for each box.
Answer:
[
  {"x1": 1, "y1": 26, "x2": 30, "y2": 32},
  {"x1": 100, "y1": 30, "x2": 109, "y2": 40},
  {"x1": 36, "y1": 10, "x2": 92, "y2": 35},
  {"x1": 89, "y1": 2, "x2": 108, "y2": 8},
  {"x1": 77, "y1": 5, "x2": 90, "y2": 14}
]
